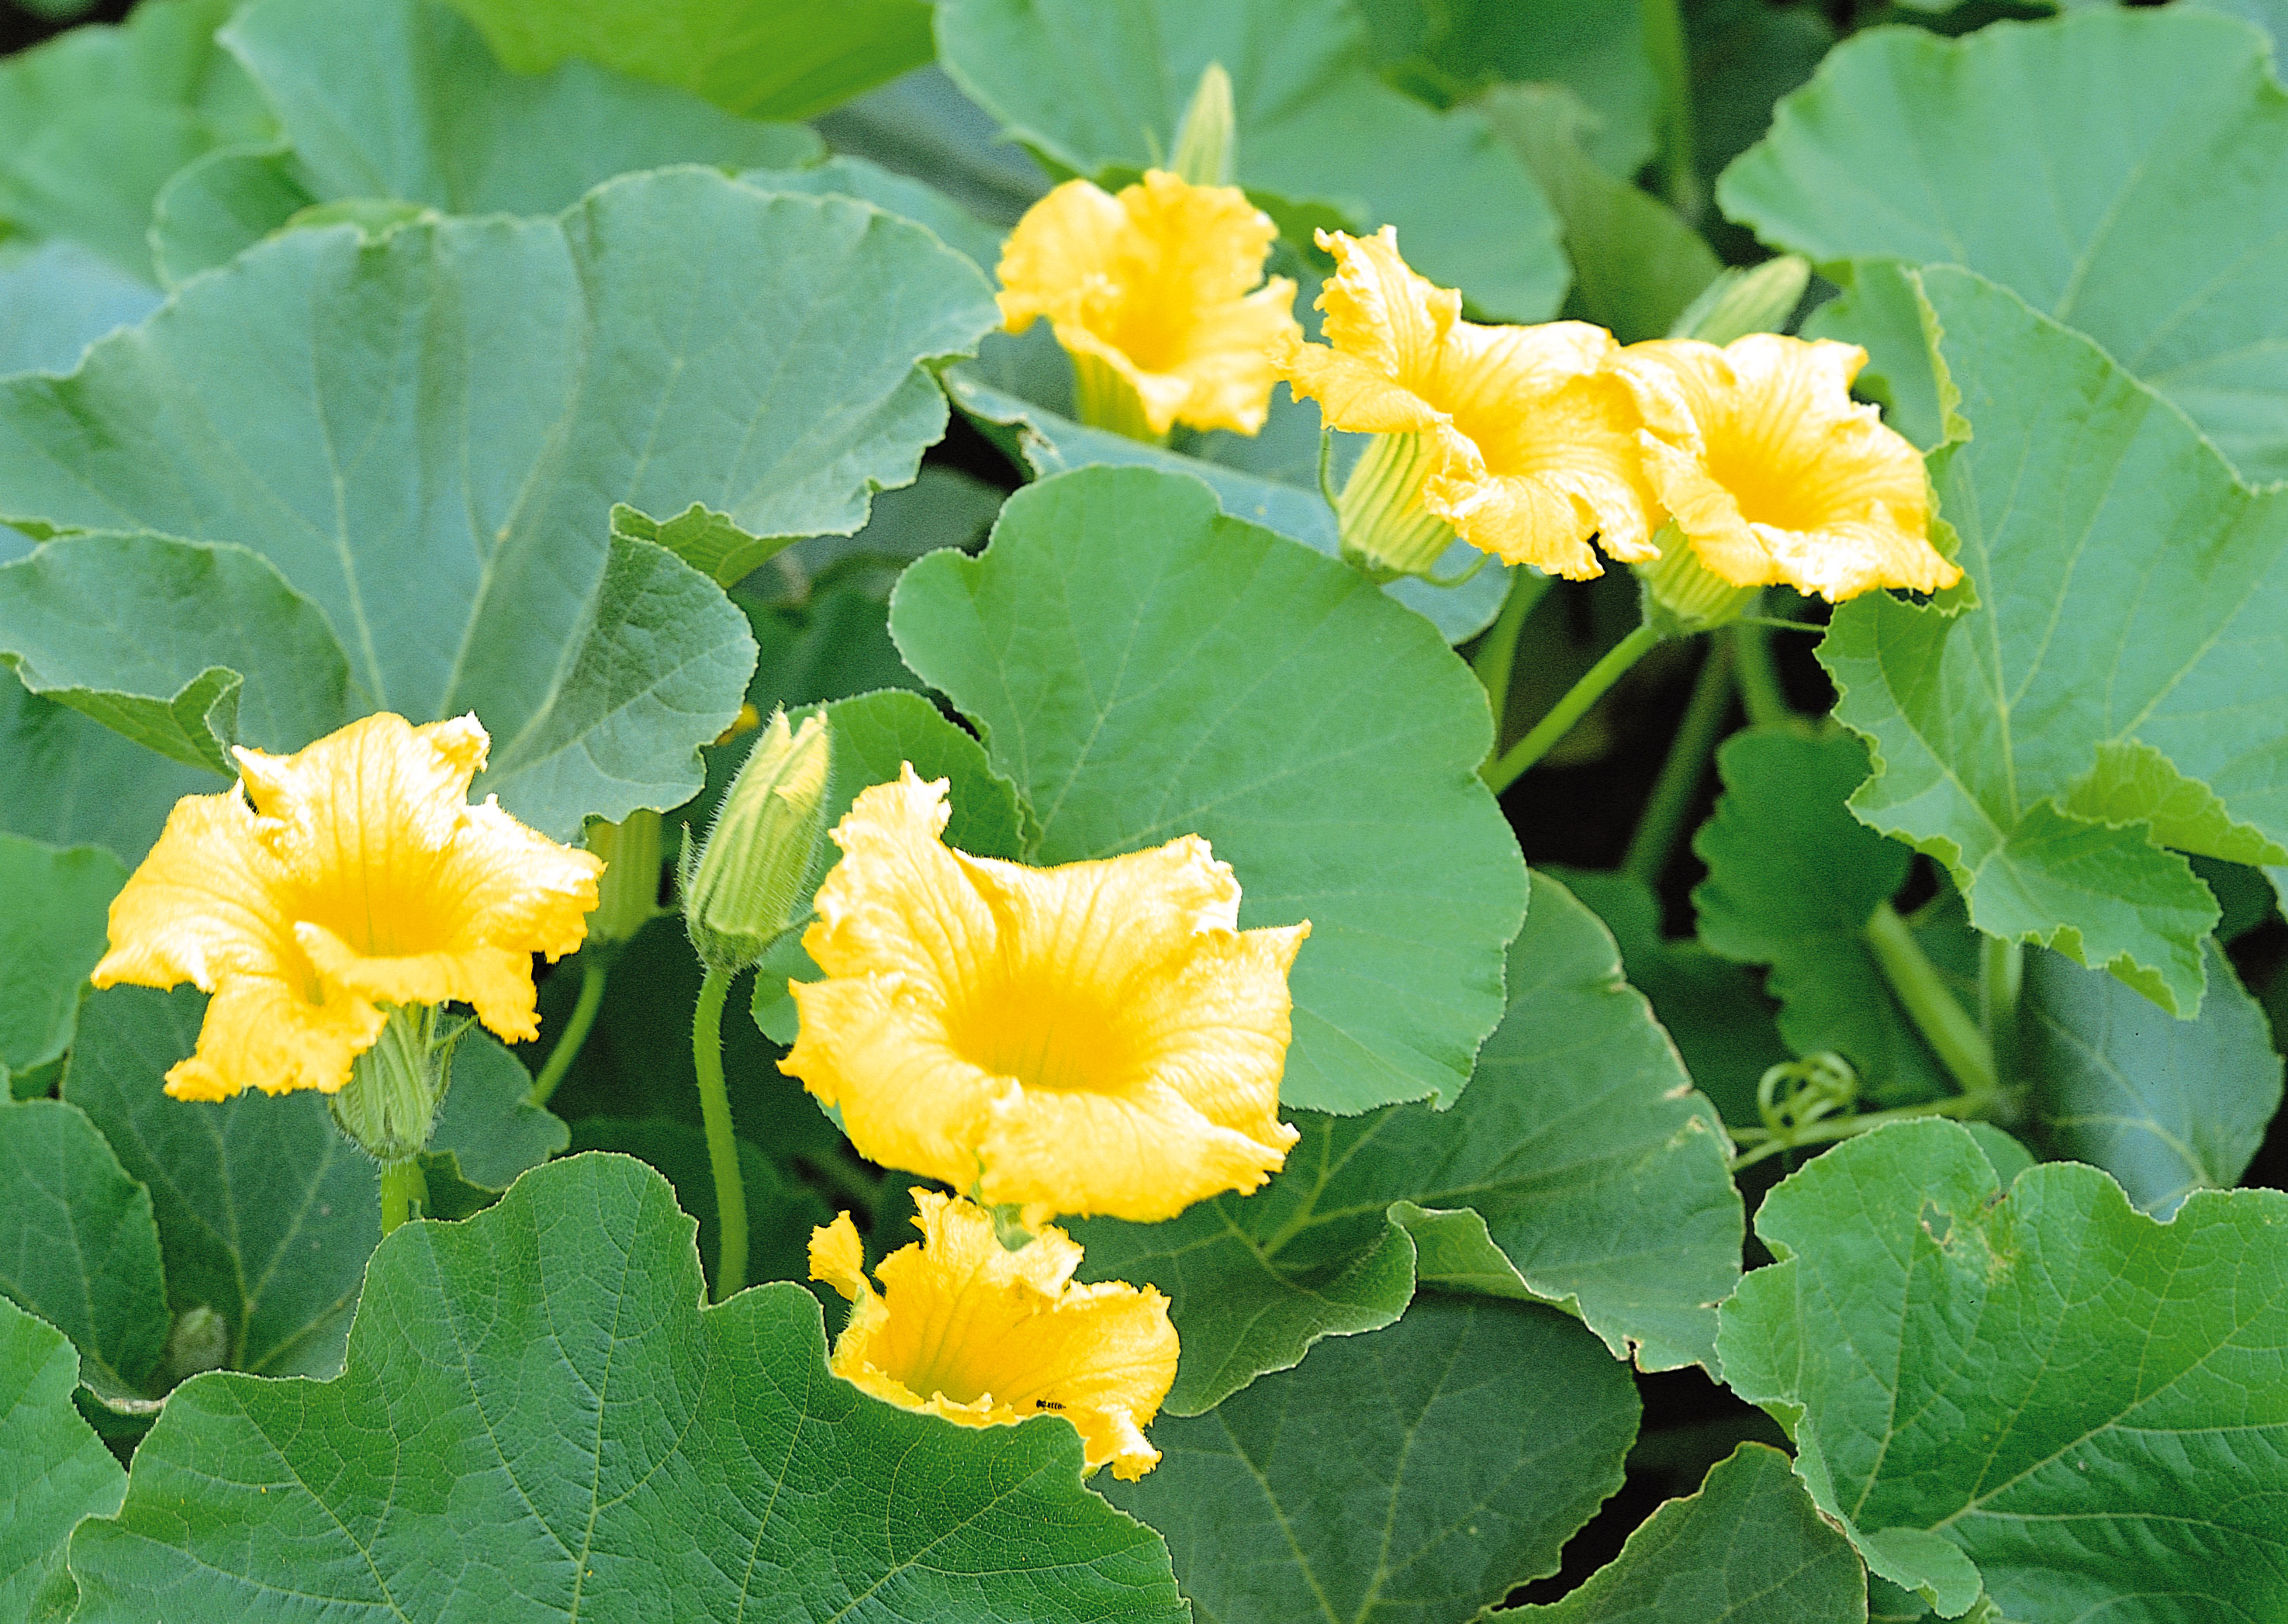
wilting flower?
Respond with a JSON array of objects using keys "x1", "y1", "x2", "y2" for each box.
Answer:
[
  {"x1": 810, "y1": 1192, "x2": 1179, "y2": 1480},
  {"x1": 92, "y1": 713, "x2": 601, "y2": 1101},
  {"x1": 1611, "y1": 334, "x2": 1958, "y2": 603},
  {"x1": 780, "y1": 767, "x2": 1307, "y2": 1225},
  {"x1": 1275, "y1": 226, "x2": 1660, "y2": 579},
  {"x1": 997, "y1": 168, "x2": 1301, "y2": 441}
]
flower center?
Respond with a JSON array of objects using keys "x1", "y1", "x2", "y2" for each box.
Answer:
[{"x1": 950, "y1": 973, "x2": 1139, "y2": 1095}]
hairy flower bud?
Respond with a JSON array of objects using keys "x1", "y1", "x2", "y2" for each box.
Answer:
[
  {"x1": 680, "y1": 709, "x2": 831, "y2": 973},
  {"x1": 582, "y1": 808, "x2": 666, "y2": 952}
]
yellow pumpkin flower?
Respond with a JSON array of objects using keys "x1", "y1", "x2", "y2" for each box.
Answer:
[
  {"x1": 996, "y1": 168, "x2": 1301, "y2": 441},
  {"x1": 91, "y1": 713, "x2": 603, "y2": 1102},
  {"x1": 1274, "y1": 226, "x2": 1661, "y2": 579},
  {"x1": 1610, "y1": 334, "x2": 1958, "y2": 603},
  {"x1": 810, "y1": 1192, "x2": 1179, "y2": 1480},
  {"x1": 780, "y1": 766, "x2": 1306, "y2": 1225}
]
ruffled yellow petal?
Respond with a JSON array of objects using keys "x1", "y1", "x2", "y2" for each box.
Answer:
[
  {"x1": 810, "y1": 1193, "x2": 1179, "y2": 1480},
  {"x1": 782, "y1": 766, "x2": 1306, "y2": 1223},
  {"x1": 92, "y1": 712, "x2": 603, "y2": 1099},
  {"x1": 1278, "y1": 228, "x2": 1658, "y2": 578},
  {"x1": 1612, "y1": 334, "x2": 1957, "y2": 602},
  {"x1": 997, "y1": 170, "x2": 1300, "y2": 436}
]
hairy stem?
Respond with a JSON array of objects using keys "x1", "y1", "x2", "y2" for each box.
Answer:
[
  {"x1": 379, "y1": 1159, "x2": 427, "y2": 1236},
  {"x1": 692, "y1": 965, "x2": 748, "y2": 1301},
  {"x1": 1864, "y1": 901, "x2": 1999, "y2": 1101}
]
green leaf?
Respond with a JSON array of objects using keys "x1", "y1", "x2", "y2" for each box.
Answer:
[
  {"x1": 935, "y1": 0, "x2": 1567, "y2": 322},
  {"x1": 891, "y1": 465, "x2": 1526, "y2": 1114},
  {"x1": 750, "y1": 686, "x2": 1029, "y2": 1043},
  {"x1": 1799, "y1": 261, "x2": 1949, "y2": 454},
  {"x1": 1554, "y1": 868, "x2": 1789, "y2": 1132},
  {"x1": 0, "y1": 0, "x2": 272, "y2": 281},
  {"x1": 1718, "y1": 1117, "x2": 2288, "y2": 1620},
  {"x1": 1496, "y1": 1443, "x2": 1868, "y2": 1622},
  {"x1": 1819, "y1": 267, "x2": 2288, "y2": 1016},
  {"x1": 0, "y1": 1097, "x2": 170, "y2": 1405},
  {"x1": 1102, "y1": 1294, "x2": 1641, "y2": 1624},
  {"x1": 0, "y1": 170, "x2": 1000, "y2": 838},
  {"x1": 610, "y1": 502, "x2": 784, "y2": 591},
  {"x1": 0, "y1": 1294, "x2": 127, "y2": 1623},
  {"x1": 0, "y1": 833, "x2": 123, "y2": 1074},
  {"x1": 1693, "y1": 729, "x2": 1951, "y2": 1102},
  {"x1": 0, "y1": 674, "x2": 209, "y2": 866},
  {"x1": 1360, "y1": 0, "x2": 1657, "y2": 180},
  {"x1": 1719, "y1": 7, "x2": 2288, "y2": 482},
  {"x1": 2023, "y1": 940, "x2": 2283, "y2": 1218},
  {"x1": 440, "y1": 0, "x2": 934, "y2": 122},
  {"x1": 68, "y1": 1152, "x2": 1187, "y2": 1622},
  {"x1": 1075, "y1": 873, "x2": 1740, "y2": 1413},
  {"x1": 422, "y1": 1033, "x2": 565, "y2": 1196},
  {"x1": 0, "y1": 238, "x2": 159, "y2": 377},
  {"x1": 147, "y1": 0, "x2": 823, "y2": 286},
  {"x1": 0, "y1": 534, "x2": 356, "y2": 773},
  {"x1": 63, "y1": 986, "x2": 379, "y2": 1380},
  {"x1": 568, "y1": 1116, "x2": 831, "y2": 1297},
  {"x1": 1477, "y1": 82, "x2": 1719, "y2": 344},
  {"x1": 744, "y1": 153, "x2": 1010, "y2": 272}
]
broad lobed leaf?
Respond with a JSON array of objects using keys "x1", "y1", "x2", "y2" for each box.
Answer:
[{"x1": 0, "y1": 1294, "x2": 127, "y2": 1622}]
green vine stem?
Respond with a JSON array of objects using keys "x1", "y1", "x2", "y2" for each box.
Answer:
[
  {"x1": 1482, "y1": 621, "x2": 1666, "y2": 794},
  {"x1": 1863, "y1": 901, "x2": 1999, "y2": 1101},
  {"x1": 1641, "y1": 0, "x2": 1701, "y2": 221},
  {"x1": 379, "y1": 1159, "x2": 427, "y2": 1235},
  {"x1": 1981, "y1": 933, "x2": 2025, "y2": 1100},
  {"x1": 1731, "y1": 615, "x2": 1793, "y2": 729},
  {"x1": 1728, "y1": 1090, "x2": 1992, "y2": 1173},
  {"x1": 691, "y1": 965, "x2": 748, "y2": 1301},
  {"x1": 530, "y1": 955, "x2": 609, "y2": 1107},
  {"x1": 1620, "y1": 634, "x2": 1737, "y2": 886},
  {"x1": 1471, "y1": 567, "x2": 1554, "y2": 744}
]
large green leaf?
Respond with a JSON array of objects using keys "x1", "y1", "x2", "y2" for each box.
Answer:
[
  {"x1": 1075, "y1": 872, "x2": 1740, "y2": 1413},
  {"x1": 567, "y1": 1117, "x2": 831, "y2": 1298},
  {"x1": 2022, "y1": 940, "x2": 2283, "y2": 1219},
  {"x1": 441, "y1": 0, "x2": 934, "y2": 122},
  {"x1": 0, "y1": 170, "x2": 1000, "y2": 838},
  {"x1": 1554, "y1": 869, "x2": 1788, "y2": 1132},
  {"x1": 63, "y1": 986, "x2": 378, "y2": 1380},
  {"x1": 0, "y1": 675, "x2": 210, "y2": 866},
  {"x1": 1692, "y1": 729, "x2": 1948, "y2": 1103},
  {"x1": 0, "y1": 239, "x2": 160, "y2": 376},
  {"x1": 0, "y1": 0, "x2": 271, "y2": 281},
  {"x1": 0, "y1": 833, "x2": 123, "y2": 1074},
  {"x1": 1718, "y1": 1117, "x2": 2288, "y2": 1620},
  {"x1": 891, "y1": 465, "x2": 1526, "y2": 1114},
  {"x1": 0, "y1": 1097, "x2": 169, "y2": 1405},
  {"x1": 1719, "y1": 7, "x2": 2288, "y2": 482},
  {"x1": 68, "y1": 1152, "x2": 1187, "y2": 1622},
  {"x1": 1820, "y1": 267, "x2": 2288, "y2": 1016},
  {"x1": 149, "y1": 0, "x2": 822, "y2": 285},
  {"x1": 1477, "y1": 82, "x2": 1719, "y2": 344},
  {"x1": 0, "y1": 1294, "x2": 127, "y2": 1623},
  {"x1": 1358, "y1": 0, "x2": 1657, "y2": 180},
  {"x1": 1103, "y1": 1295, "x2": 1641, "y2": 1624},
  {"x1": 1496, "y1": 1444, "x2": 1868, "y2": 1623},
  {"x1": 935, "y1": 0, "x2": 1567, "y2": 323}
]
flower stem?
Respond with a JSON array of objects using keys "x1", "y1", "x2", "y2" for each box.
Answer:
[
  {"x1": 691, "y1": 964, "x2": 747, "y2": 1302},
  {"x1": 1471, "y1": 567, "x2": 1553, "y2": 742},
  {"x1": 1621, "y1": 635, "x2": 1736, "y2": 888},
  {"x1": 530, "y1": 955, "x2": 608, "y2": 1107},
  {"x1": 1864, "y1": 902, "x2": 1999, "y2": 1101},
  {"x1": 1981, "y1": 932, "x2": 2024, "y2": 1108},
  {"x1": 1642, "y1": 0, "x2": 1700, "y2": 221},
  {"x1": 1482, "y1": 621, "x2": 1665, "y2": 795},
  {"x1": 378, "y1": 1158, "x2": 427, "y2": 1235},
  {"x1": 1732, "y1": 617, "x2": 1793, "y2": 729}
]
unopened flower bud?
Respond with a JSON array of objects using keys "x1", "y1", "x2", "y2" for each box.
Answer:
[
  {"x1": 680, "y1": 709, "x2": 831, "y2": 973},
  {"x1": 1170, "y1": 61, "x2": 1236, "y2": 188},
  {"x1": 582, "y1": 808, "x2": 665, "y2": 951},
  {"x1": 1670, "y1": 254, "x2": 1811, "y2": 346}
]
